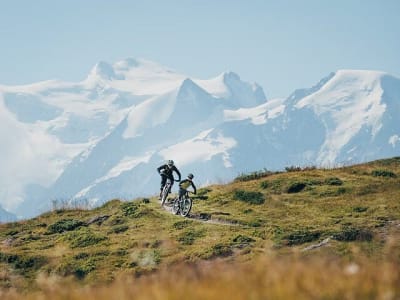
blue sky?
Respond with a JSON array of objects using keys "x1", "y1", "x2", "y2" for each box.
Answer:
[{"x1": 0, "y1": 0, "x2": 399, "y2": 98}]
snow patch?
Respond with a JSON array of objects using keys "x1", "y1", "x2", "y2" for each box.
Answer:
[
  {"x1": 100, "y1": 152, "x2": 154, "y2": 181},
  {"x1": 389, "y1": 135, "x2": 400, "y2": 147},
  {"x1": 159, "y1": 129, "x2": 237, "y2": 167},
  {"x1": 123, "y1": 90, "x2": 178, "y2": 138},
  {"x1": 223, "y1": 98, "x2": 285, "y2": 125},
  {"x1": 74, "y1": 151, "x2": 154, "y2": 199}
]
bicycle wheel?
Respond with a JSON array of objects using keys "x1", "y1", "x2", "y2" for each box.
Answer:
[
  {"x1": 179, "y1": 197, "x2": 192, "y2": 217},
  {"x1": 172, "y1": 198, "x2": 180, "y2": 215},
  {"x1": 160, "y1": 184, "x2": 169, "y2": 206}
]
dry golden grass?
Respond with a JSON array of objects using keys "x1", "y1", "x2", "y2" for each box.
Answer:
[{"x1": 2, "y1": 237, "x2": 399, "y2": 300}]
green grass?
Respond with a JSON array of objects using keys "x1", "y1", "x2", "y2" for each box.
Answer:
[{"x1": 0, "y1": 157, "x2": 399, "y2": 294}]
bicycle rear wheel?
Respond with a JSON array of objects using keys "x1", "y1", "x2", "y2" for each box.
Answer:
[{"x1": 179, "y1": 197, "x2": 192, "y2": 217}]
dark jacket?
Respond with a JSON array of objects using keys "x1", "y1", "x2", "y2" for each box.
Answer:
[{"x1": 157, "y1": 164, "x2": 181, "y2": 181}]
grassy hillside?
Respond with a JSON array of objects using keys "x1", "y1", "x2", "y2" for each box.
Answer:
[{"x1": 1, "y1": 157, "x2": 400, "y2": 299}]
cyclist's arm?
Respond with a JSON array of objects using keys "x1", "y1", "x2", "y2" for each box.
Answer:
[
  {"x1": 157, "y1": 165, "x2": 166, "y2": 174},
  {"x1": 191, "y1": 182, "x2": 197, "y2": 194},
  {"x1": 174, "y1": 167, "x2": 181, "y2": 181}
]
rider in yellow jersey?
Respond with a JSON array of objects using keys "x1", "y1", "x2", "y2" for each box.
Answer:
[{"x1": 178, "y1": 173, "x2": 196, "y2": 199}]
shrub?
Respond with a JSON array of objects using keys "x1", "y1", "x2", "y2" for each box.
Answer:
[
  {"x1": 247, "y1": 218, "x2": 264, "y2": 227},
  {"x1": 286, "y1": 182, "x2": 307, "y2": 193},
  {"x1": 285, "y1": 166, "x2": 317, "y2": 172},
  {"x1": 324, "y1": 177, "x2": 343, "y2": 186},
  {"x1": 371, "y1": 169, "x2": 397, "y2": 178},
  {"x1": 121, "y1": 202, "x2": 140, "y2": 217},
  {"x1": 197, "y1": 188, "x2": 212, "y2": 196},
  {"x1": 285, "y1": 166, "x2": 302, "y2": 172},
  {"x1": 0, "y1": 252, "x2": 47, "y2": 272},
  {"x1": 57, "y1": 258, "x2": 96, "y2": 279},
  {"x1": 65, "y1": 228, "x2": 107, "y2": 248},
  {"x1": 353, "y1": 206, "x2": 368, "y2": 213},
  {"x1": 234, "y1": 169, "x2": 276, "y2": 182},
  {"x1": 233, "y1": 190, "x2": 265, "y2": 204},
  {"x1": 173, "y1": 220, "x2": 193, "y2": 230},
  {"x1": 177, "y1": 229, "x2": 205, "y2": 245},
  {"x1": 109, "y1": 225, "x2": 129, "y2": 234},
  {"x1": 107, "y1": 216, "x2": 126, "y2": 226},
  {"x1": 260, "y1": 181, "x2": 269, "y2": 189},
  {"x1": 332, "y1": 226, "x2": 373, "y2": 242},
  {"x1": 210, "y1": 243, "x2": 233, "y2": 258},
  {"x1": 283, "y1": 230, "x2": 321, "y2": 245},
  {"x1": 47, "y1": 219, "x2": 85, "y2": 234},
  {"x1": 5, "y1": 229, "x2": 19, "y2": 236},
  {"x1": 319, "y1": 187, "x2": 347, "y2": 197},
  {"x1": 233, "y1": 235, "x2": 255, "y2": 245}
]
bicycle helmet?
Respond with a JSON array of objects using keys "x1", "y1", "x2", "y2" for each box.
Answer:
[
  {"x1": 187, "y1": 173, "x2": 194, "y2": 180},
  {"x1": 167, "y1": 160, "x2": 174, "y2": 167}
]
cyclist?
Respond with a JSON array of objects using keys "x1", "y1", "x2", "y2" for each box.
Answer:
[
  {"x1": 157, "y1": 160, "x2": 181, "y2": 199},
  {"x1": 178, "y1": 173, "x2": 197, "y2": 200}
]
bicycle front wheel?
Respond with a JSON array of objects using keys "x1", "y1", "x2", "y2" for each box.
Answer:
[
  {"x1": 179, "y1": 198, "x2": 192, "y2": 217},
  {"x1": 161, "y1": 185, "x2": 169, "y2": 206},
  {"x1": 172, "y1": 198, "x2": 180, "y2": 215}
]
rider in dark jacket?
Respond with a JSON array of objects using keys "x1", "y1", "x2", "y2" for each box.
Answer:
[{"x1": 157, "y1": 160, "x2": 181, "y2": 197}]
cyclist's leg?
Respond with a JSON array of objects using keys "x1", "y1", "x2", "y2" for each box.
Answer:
[
  {"x1": 160, "y1": 175, "x2": 167, "y2": 198},
  {"x1": 178, "y1": 188, "x2": 185, "y2": 200},
  {"x1": 168, "y1": 175, "x2": 174, "y2": 193}
]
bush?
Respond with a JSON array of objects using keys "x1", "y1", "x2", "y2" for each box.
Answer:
[
  {"x1": 260, "y1": 181, "x2": 269, "y2": 189},
  {"x1": 234, "y1": 169, "x2": 276, "y2": 182},
  {"x1": 121, "y1": 202, "x2": 140, "y2": 217},
  {"x1": 285, "y1": 166, "x2": 317, "y2": 172},
  {"x1": 285, "y1": 166, "x2": 302, "y2": 172},
  {"x1": 233, "y1": 190, "x2": 265, "y2": 205},
  {"x1": 197, "y1": 188, "x2": 212, "y2": 196},
  {"x1": 324, "y1": 177, "x2": 343, "y2": 186},
  {"x1": 173, "y1": 220, "x2": 193, "y2": 230},
  {"x1": 47, "y1": 219, "x2": 85, "y2": 234},
  {"x1": 371, "y1": 169, "x2": 397, "y2": 178},
  {"x1": 283, "y1": 230, "x2": 321, "y2": 246},
  {"x1": 57, "y1": 258, "x2": 96, "y2": 279},
  {"x1": 0, "y1": 252, "x2": 47, "y2": 272},
  {"x1": 286, "y1": 182, "x2": 307, "y2": 193},
  {"x1": 177, "y1": 229, "x2": 205, "y2": 245},
  {"x1": 319, "y1": 187, "x2": 347, "y2": 197},
  {"x1": 332, "y1": 226, "x2": 373, "y2": 242},
  {"x1": 210, "y1": 243, "x2": 233, "y2": 258},
  {"x1": 353, "y1": 206, "x2": 368, "y2": 213},
  {"x1": 233, "y1": 235, "x2": 255, "y2": 245},
  {"x1": 65, "y1": 228, "x2": 107, "y2": 248},
  {"x1": 109, "y1": 225, "x2": 129, "y2": 234}
]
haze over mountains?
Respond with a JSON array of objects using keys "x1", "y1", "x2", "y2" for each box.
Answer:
[{"x1": 0, "y1": 58, "x2": 399, "y2": 220}]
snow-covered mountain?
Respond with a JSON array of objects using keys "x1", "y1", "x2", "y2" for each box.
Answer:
[
  {"x1": 0, "y1": 58, "x2": 399, "y2": 219},
  {"x1": 0, "y1": 205, "x2": 17, "y2": 223}
]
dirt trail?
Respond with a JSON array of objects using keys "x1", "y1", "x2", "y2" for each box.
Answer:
[{"x1": 161, "y1": 201, "x2": 239, "y2": 226}]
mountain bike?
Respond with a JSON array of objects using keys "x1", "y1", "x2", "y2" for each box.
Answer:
[{"x1": 172, "y1": 191, "x2": 193, "y2": 217}]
